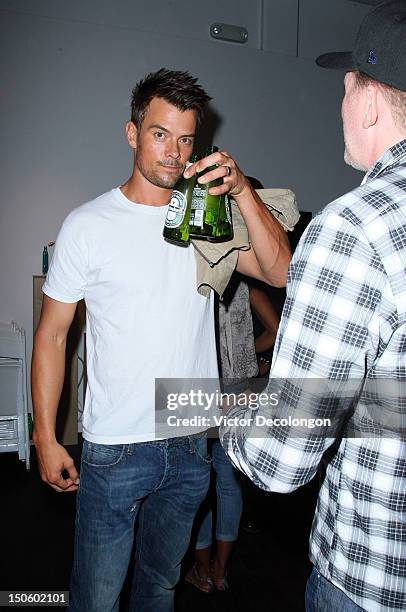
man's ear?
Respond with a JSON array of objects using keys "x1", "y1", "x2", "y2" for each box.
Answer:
[
  {"x1": 363, "y1": 83, "x2": 378, "y2": 129},
  {"x1": 126, "y1": 121, "x2": 138, "y2": 149}
]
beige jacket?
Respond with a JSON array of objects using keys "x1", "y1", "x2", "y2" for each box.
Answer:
[{"x1": 192, "y1": 188, "x2": 300, "y2": 297}]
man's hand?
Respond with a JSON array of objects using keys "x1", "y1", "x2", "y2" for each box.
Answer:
[
  {"x1": 34, "y1": 437, "x2": 79, "y2": 493},
  {"x1": 184, "y1": 149, "x2": 249, "y2": 198}
]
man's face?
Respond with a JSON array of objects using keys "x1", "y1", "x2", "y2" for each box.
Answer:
[
  {"x1": 341, "y1": 72, "x2": 368, "y2": 172},
  {"x1": 133, "y1": 97, "x2": 197, "y2": 189}
]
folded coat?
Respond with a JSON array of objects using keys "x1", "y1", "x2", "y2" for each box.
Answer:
[{"x1": 191, "y1": 188, "x2": 300, "y2": 297}]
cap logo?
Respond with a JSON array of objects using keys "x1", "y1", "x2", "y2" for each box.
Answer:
[{"x1": 367, "y1": 50, "x2": 377, "y2": 65}]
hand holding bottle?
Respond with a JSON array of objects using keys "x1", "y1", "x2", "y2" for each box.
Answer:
[
  {"x1": 164, "y1": 147, "x2": 237, "y2": 245},
  {"x1": 184, "y1": 148, "x2": 249, "y2": 199}
]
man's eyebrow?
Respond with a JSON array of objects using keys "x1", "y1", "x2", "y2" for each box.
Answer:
[
  {"x1": 148, "y1": 124, "x2": 170, "y2": 132},
  {"x1": 148, "y1": 124, "x2": 195, "y2": 138}
]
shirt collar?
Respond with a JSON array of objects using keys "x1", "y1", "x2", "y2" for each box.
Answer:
[{"x1": 361, "y1": 138, "x2": 406, "y2": 185}]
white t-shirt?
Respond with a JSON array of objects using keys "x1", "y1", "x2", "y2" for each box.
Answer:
[{"x1": 43, "y1": 188, "x2": 219, "y2": 443}]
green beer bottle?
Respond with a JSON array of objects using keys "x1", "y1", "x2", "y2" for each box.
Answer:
[
  {"x1": 189, "y1": 145, "x2": 222, "y2": 240},
  {"x1": 209, "y1": 193, "x2": 233, "y2": 242},
  {"x1": 163, "y1": 154, "x2": 198, "y2": 245}
]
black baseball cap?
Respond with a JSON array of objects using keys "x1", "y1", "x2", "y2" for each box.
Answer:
[{"x1": 316, "y1": 0, "x2": 406, "y2": 92}]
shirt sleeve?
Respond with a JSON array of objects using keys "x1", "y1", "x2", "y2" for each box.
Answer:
[
  {"x1": 42, "y1": 209, "x2": 88, "y2": 303},
  {"x1": 220, "y1": 210, "x2": 385, "y2": 492}
]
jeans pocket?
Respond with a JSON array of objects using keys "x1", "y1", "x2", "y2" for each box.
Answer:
[
  {"x1": 189, "y1": 436, "x2": 212, "y2": 465},
  {"x1": 82, "y1": 441, "x2": 125, "y2": 468}
]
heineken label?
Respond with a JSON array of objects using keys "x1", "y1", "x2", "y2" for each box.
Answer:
[
  {"x1": 191, "y1": 186, "x2": 205, "y2": 228},
  {"x1": 165, "y1": 190, "x2": 187, "y2": 228}
]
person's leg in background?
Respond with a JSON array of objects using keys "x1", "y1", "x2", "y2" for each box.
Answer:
[
  {"x1": 131, "y1": 435, "x2": 211, "y2": 611},
  {"x1": 210, "y1": 438, "x2": 243, "y2": 589},
  {"x1": 187, "y1": 504, "x2": 215, "y2": 593},
  {"x1": 186, "y1": 437, "x2": 243, "y2": 593}
]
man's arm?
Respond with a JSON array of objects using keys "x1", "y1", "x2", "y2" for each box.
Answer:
[
  {"x1": 219, "y1": 212, "x2": 380, "y2": 493},
  {"x1": 32, "y1": 295, "x2": 79, "y2": 493},
  {"x1": 233, "y1": 184, "x2": 291, "y2": 286},
  {"x1": 184, "y1": 151, "x2": 291, "y2": 286}
]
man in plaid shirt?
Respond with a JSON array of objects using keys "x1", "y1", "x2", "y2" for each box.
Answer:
[{"x1": 220, "y1": 2, "x2": 406, "y2": 611}]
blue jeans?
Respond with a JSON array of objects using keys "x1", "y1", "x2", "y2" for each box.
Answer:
[
  {"x1": 305, "y1": 567, "x2": 364, "y2": 612},
  {"x1": 196, "y1": 439, "x2": 242, "y2": 548},
  {"x1": 68, "y1": 435, "x2": 211, "y2": 612}
]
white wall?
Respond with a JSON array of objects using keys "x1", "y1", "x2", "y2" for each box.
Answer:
[{"x1": 0, "y1": 0, "x2": 371, "y2": 405}]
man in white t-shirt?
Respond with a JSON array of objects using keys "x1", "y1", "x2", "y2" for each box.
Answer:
[{"x1": 31, "y1": 68, "x2": 291, "y2": 612}]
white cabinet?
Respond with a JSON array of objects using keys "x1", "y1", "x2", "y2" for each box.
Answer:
[{"x1": 0, "y1": 322, "x2": 30, "y2": 469}]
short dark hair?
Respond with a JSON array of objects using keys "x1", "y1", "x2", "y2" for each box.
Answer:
[{"x1": 130, "y1": 68, "x2": 211, "y2": 129}]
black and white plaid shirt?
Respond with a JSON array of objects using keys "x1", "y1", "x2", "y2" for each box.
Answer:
[{"x1": 220, "y1": 140, "x2": 406, "y2": 611}]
